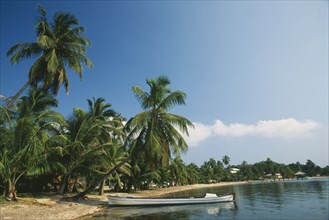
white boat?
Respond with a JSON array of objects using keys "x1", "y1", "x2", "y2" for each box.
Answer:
[
  {"x1": 106, "y1": 202, "x2": 236, "y2": 218},
  {"x1": 108, "y1": 193, "x2": 235, "y2": 206}
]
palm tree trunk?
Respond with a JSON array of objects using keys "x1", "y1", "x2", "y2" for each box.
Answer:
[
  {"x1": 6, "y1": 78, "x2": 33, "y2": 109},
  {"x1": 98, "y1": 179, "x2": 105, "y2": 196},
  {"x1": 57, "y1": 174, "x2": 70, "y2": 195},
  {"x1": 5, "y1": 179, "x2": 17, "y2": 201},
  {"x1": 71, "y1": 156, "x2": 131, "y2": 199}
]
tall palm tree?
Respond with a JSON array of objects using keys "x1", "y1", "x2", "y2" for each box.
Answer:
[
  {"x1": 0, "y1": 87, "x2": 63, "y2": 200},
  {"x1": 126, "y1": 75, "x2": 194, "y2": 169},
  {"x1": 6, "y1": 4, "x2": 93, "y2": 109}
]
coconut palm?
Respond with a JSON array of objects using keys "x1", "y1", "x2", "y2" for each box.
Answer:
[
  {"x1": 86, "y1": 97, "x2": 128, "y2": 195},
  {"x1": 186, "y1": 163, "x2": 201, "y2": 185},
  {"x1": 125, "y1": 159, "x2": 160, "y2": 192},
  {"x1": 87, "y1": 97, "x2": 126, "y2": 144},
  {"x1": 6, "y1": 4, "x2": 93, "y2": 109},
  {"x1": 0, "y1": 87, "x2": 63, "y2": 200},
  {"x1": 222, "y1": 155, "x2": 231, "y2": 168},
  {"x1": 126, "y1": 75, "x2": 194, "y2": 169},
  {"x1": 81, "y1": 143, "x2": 130, "y2": 195},
  {"x1": 87, "y1": 97, "x2": 116, "y2": 120},
  {"x1": 169, "y1": 157, "x2": 188, "y2": 186}
]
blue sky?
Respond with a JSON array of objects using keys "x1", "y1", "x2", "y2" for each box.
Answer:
[{"x1": 1, "y1": 1, "x2": 328, "y2": 167}]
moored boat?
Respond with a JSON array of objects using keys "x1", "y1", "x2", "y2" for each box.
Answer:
[{"x1": 108, "y1": 193, "x2": 235, "y2": 206}]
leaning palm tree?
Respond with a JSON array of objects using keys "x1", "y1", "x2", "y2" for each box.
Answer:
[
  {"x1": 72, "y1": 76, "x2": 193, "y2": 198},
  {"x1": 6, "y1": 4, "x2": 93, "y2": 109},
  {"x1": 86, "y1": 97, "x2": 127, "y2": 195}
]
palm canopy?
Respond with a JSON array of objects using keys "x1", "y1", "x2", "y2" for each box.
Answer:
[
  {"x1": 126, "y1": 76, "x2": 194, "y2": 169},
  {"x1": 6, "y1": 4, "x2": 93, "y2": 108},
  {"x1": 48, "y1": 97, "x2": 127, "y2": 194},
  {"x1": 87, "y1": 97, "x2": 126, "y2": 144},
  {"x1": 0, "y1": 87, "x2": 64, "y2": 199}
]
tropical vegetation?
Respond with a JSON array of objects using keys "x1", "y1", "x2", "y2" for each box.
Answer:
[{"x1": 1, "y1": 5, "x2": 328, "y2": 202}]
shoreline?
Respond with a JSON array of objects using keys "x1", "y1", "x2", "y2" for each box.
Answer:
[
  {"x1": 1, "y1": 178, "x2": 327, "y2": 220},
  {"x1": 0, "y1": 181, "x2": 247, "y2": 220},
  {"x1": 110, "y1": 181, "x2": 248, "y2": 198}
]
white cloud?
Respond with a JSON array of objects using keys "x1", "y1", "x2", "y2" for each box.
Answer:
[
  {"x1": 184, "y1": 118, "x2": 319, "y2": 147},
  {"x1": 184, "y1": 122, "x2": 212, "y2": 147}
]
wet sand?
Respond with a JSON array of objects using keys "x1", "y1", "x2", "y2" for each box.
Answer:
[{"x1": 0, "y1": 181, "x2": 247, "y2": 220}]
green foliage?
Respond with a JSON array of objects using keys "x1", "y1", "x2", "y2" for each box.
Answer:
[
  {"x1": 6, "y1": 4, "x2": 93, "y2": 109},
  {"x1": 50, "y1": 97, "x2": 127, "y2": 194},
  {"x1": 169, "y1": 157, "x2": 188, "y2": 185},
  {"x1": 0, "y1": 87, "x2": 63, "y2": 199},
  {"x1": 126, "y1": 76, "x2": 194, "y2": 170}
]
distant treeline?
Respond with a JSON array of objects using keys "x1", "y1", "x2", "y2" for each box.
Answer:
[{"x1": 193, "y1": 157, "x2": 329, "y2": 183}]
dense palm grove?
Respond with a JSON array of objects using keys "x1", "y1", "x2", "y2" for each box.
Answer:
[{"x1": 1, "y1": 5, "x2": 328, "y2": 201}]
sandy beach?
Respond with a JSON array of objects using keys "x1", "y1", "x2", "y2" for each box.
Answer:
[{"x1": 0, "y1": 181, "x2": 247, "y2": 220}]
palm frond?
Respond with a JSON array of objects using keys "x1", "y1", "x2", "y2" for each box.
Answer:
[
  {"x1": 159, "y1": 90, "x2": 187, "y2": 110},
  {"x1": 7, "y1": 43, "x2": 42, "y2": 64},
  {"x1": 131, "y1": 86, "x2": 149, "y2": 109}
]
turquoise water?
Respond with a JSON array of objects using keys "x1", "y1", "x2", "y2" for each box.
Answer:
[{"x1": 86, "y1": 178, "x2": 329, "y2": 219}]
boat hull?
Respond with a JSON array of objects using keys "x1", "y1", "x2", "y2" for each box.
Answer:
[{"x1": 108, "y1": 194, "x2": 234, "y2": 206}]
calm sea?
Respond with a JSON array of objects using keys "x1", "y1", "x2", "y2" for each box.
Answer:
[{"x1": 85, "y1": 178, "x2": 329, "y2": 220}]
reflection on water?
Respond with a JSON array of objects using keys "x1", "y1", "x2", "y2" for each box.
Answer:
[
  {"x1": 87, "y1": 202, "x2": 237, "y2": 220},
  {"x1": 85, "y1": 178, "x2": 329, "y2": 220}
]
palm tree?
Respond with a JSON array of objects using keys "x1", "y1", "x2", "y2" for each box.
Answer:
[
  {"x1": 86, "y1": 97, "x2": 127, "y2": 195},
  {"x1": 87, "y1": 97, "x2": 116, "y2": 120},
  {"x1": 200, "y1": 158, "x2": 223, "y2": 183},
  {"x1": 0, "y1": 87, "x2": 63, "y2": 200},
  {"x1": 87, "y1": 97, "x2": 126, "y2": 144},
  {"x1": 126, "y1": 75, "x2": 194, "y2": 169},
  {"x1": 222, "y1": 155, "x2": 231, "y2": 168},
  {"x1": 169, "y1": 157, "x2": 188, "y2": 186},
  {"x1": 125, "y1": 158, "x2": 160, "y2": 192},
  {"x1": 72, "y1": 76, "x2": 193, "y2": 198},
  {"x1": 186, "y1": 163, "x2": 201, "y2": 185},
  {"x1": 6, "y1": 4, "x2": 93, "y2": 109},
  {"x1": 83, "y1": 143, "x2": 130, "y2": 195}
]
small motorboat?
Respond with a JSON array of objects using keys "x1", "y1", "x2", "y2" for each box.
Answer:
[{"x1": 108, "y1": 193, "x2": 235, "y2": 206}]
